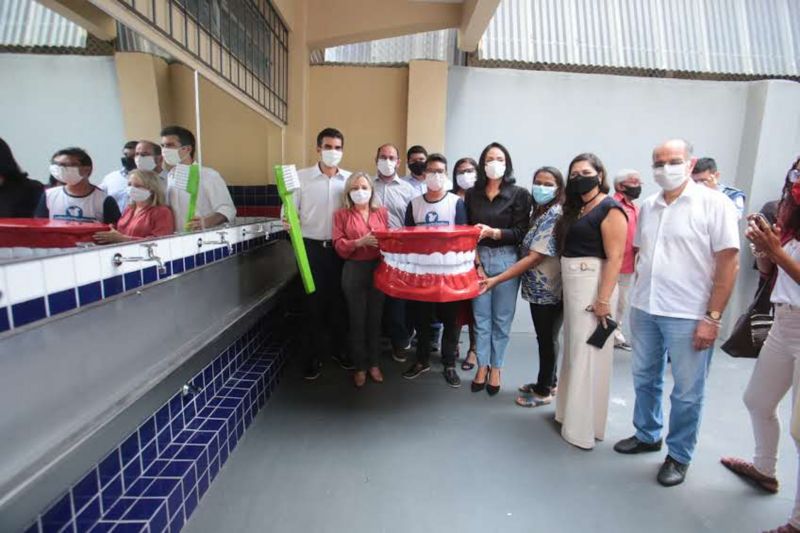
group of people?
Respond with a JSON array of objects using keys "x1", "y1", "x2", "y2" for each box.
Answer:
[
  {"x1": 0, "y1": 126, "x2": 236, "y2": 242},
  {"x1": 293, "y1": 127, "x2": 800, "y2": 533}
]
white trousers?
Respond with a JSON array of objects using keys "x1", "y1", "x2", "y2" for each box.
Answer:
[{"x1": 614, "y1": 273, "x2": 633, "y2": 343}]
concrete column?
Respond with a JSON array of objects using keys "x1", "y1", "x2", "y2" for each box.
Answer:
[
  {"x1": 114, "y1": 52, "x2": 169, "y2": 141},
  {"x1": 406, "y1": 60, "x2": 448, "y2": 154}
]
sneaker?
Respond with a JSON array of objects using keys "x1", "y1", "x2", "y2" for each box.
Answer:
[
  {"x1": 615, "y1": 341, "x2": 632, "y2": 351},
  {"x1": 304, "y1": 359, "x2": 322, "y2": 381},
  {"x1": 402, "y1": 362, "x2": 431, "y2": 380},
  {"x1": 332, "y1": 353, "x2": 355, "y2": 370},
  {"x1": 443, "y1": 367, "x2": 462, "y2": 388},
  {"x1": 391, "y1": 347, "x2": 408, "y2": 363}
]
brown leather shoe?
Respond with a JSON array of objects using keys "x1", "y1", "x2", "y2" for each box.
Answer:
[
  {"x1": 353, "y1": 371, "x2": 367, "y2": 388},
  {"x1": 368, "y1": 366, "x2": 384, "y2": 383}
]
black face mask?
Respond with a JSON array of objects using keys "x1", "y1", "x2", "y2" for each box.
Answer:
[
  {"x1": 408, "y1": 161, "x2": 427, "y2": 176},
  {"x1": 624, "y1": 185, "x2": 642, "y2": 199},
  {"x1": 121, "y1": 156, "x2": 136, "y2": 172},
  {"x1": 567, "y1": 175, "x2": 599, "y2": 197}
]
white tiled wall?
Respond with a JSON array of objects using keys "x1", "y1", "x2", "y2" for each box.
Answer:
[
  {"x1": 4, "y1": 259, "x2": 45, "y2": 305},
  {"x1": 73, "y1": 250, "x2": 102, "y2": 287},
  {"x1": 42, "y1": 254, "x2": 77, "y2": 294}
]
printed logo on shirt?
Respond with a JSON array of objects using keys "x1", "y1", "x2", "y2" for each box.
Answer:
[
  {"x1": 53, "y1": 206, "x2": 99, "y2": 222},
  {"x1": 423, "y1": 211, "x2": 449, "y2": 226}
]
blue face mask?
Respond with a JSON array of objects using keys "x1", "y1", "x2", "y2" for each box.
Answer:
[{"x1": 532, "y1": 184, "x2": 557, "y2": 205}]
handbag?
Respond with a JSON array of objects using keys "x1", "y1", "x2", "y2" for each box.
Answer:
[{"x1": 721, "y1": 276, "x2": 774, "y2": 358}]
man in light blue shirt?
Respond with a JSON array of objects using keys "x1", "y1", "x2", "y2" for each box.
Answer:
[{"x1": 691, "y1": 157, "x2": 746, "y2": 219}]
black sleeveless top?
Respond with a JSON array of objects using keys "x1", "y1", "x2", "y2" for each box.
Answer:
[{"x1": 563, "y1": 196, "x2": 626, "y2": 259}]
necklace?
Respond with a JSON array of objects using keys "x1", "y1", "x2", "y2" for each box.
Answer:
[{"x1": 579, "y1": 192, "x2": 602, "y2": 218}]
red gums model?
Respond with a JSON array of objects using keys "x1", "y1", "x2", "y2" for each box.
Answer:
[{"x1": 373, "y1": 225, "x2": 481, "y2": 303}]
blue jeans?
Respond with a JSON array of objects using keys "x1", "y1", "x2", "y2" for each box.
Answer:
[
  {"x1": 630, "y1": 307, "x2": 713, "y2": 464},
  {"x1": 472, "y1": 245, "x2": 520, "y2": 368}
]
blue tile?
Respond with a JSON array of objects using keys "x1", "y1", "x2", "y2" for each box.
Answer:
[
  {"x1": 104, "y1": 498, "x2": 136, "y2": 520},
  {"x1": 0, "y1": 307, "x2": 9, "y2": 332},
  {"x1": 48, "y1": 289, "x2": 77, "y2": 316},
  {"x1": 158, "y1": 262, "x2": 172, "y2": 279},
  {"x1": 183, "y1": 486, "x2": 198, "y2": 519},
  {"x1": 172, "y1": 430, "x2": 193, "y2": 444},
  {"x1": 100, "y1": 475, "x2": 122, "y2": 513},
  {"x1": 41, "y1": 493, "x2": 71, "y2": 533},
  {"x1": 156, "y1": 427, "x2": 172, "y2": 455},
  {"x1": 142, "y1": 266, "x2": 158, "y2": 284},
  {"x1": 188, "y1": 431, "x2": 215, "y2": 446},
  {"x1": 198, "y1": 419, "x2": 225, "y2": 432},
  {"x1": 72, "y1": 469, "x2": 99, "y2": 512},
  {"x1": 120, "y1": 433, "x2": 139, "y2": 467},
  {"x1": 205, "y1": 250, "x2": 214, "y2": 263},
  {"x1": 110, "y1": 523, "x2": 146, "y2": 533},
  {"x1": 160, "y1": 444, "x2": 182, "y2": 460},
  {"x1": 78, "y1": 282, "x2": 102, "y2": 306},
  {"x1": 222, "y1": 246, "x2": 230, "y2": 258},
  {"x1": 170, "y1": 415, "x2": 184, "y2": 436},
  {"x1": 197, "y1": 469, "x2": 210, "y2": 499},
  {"x1": 160, "y1": 461, "x2": 192, "y2": 478},
  {"x1": 139, "y1": 417, "x2": 156, "y2": 448},
  {"x1": 168, "y1": 507, "x2": 184, "y2": 532},
  {"x1": 87, "y1": 523, "x2": 114, "y2": 533},
  {"x1": 123, "y1": 477, "x2": 152, "y2": 497},
  {"x1": 182, "y1": 466, "x2": 196, "y2": 498},
  {"x1": 140, "y1": 441, "x2": 158, "y2": 471},
  {"x1": 12, "y1": 297, "x2": 46, "y2": 327},
  {"x1": 143, "y1": 478, "x2": 180, "y2": 497},
  {"x1": 155, "y1": 405, "x2": 171, "y2": 432},
  {"x1": 218, "y1": 443, "x2": 229, "y2": 464},
  {"x1": 182, "y1": 401, "x2": 196, "y2": 424},
  {"x1": 122, "y1": 498, "x2": 165, "y2": 520},
  {"x1": 150, "y1": 502, "x2": 168, "y2": 533},
  {"x1": 75, "y1": 496, "x2": 100, "y2": 533},
  {"x1": 171, "y1": 259, "x2": 184, "y2": 274},
  {"x1": 142, "y1": 459, "x2": 168, "y2": 478},
  {"x1": 169, "y1": 395, "x2": 182, "y2": 419},
  {"x1": 184, "y1": 255, "x2": 195, "y2": 270},
  {"x1": 208, "y1": 454, "x2": 220, "y2": 481},
  {"x1": 122, "y1": 459, "x2": 141, "y2": 490},
  {"x1": 195, "y1": 252, "x2": 206, "y2": 267},
  {"x1": 98, "y1": 449, "x2": 121, "y2": 486},
  {"x1": 102, "y1": 276, "x2": 123, "y2": 298},
  {"x1": 123, "y1": 271, "x2": 142, "y2": 291},
  {"x1": 175, "y1": 445, "x2": 205, "y2": 462}
]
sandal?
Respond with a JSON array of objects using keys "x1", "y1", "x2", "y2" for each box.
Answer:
[
  {"x1": 461, "y1": 348, "x2": 477, "y2": 371},
  {"x1": 518, "y1": 383, "x2": 537, "y2": 393},
  {"x1": 515, "y1": 393, "x2": 553, "y2": 408},
  {"x1": 720, "y1": 456, "x2": 779, "y2": 493}
]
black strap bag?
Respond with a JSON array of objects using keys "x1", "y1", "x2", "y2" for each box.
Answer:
[{"x1": 721, "y1": 278, "x2": 774, "y2": 358}]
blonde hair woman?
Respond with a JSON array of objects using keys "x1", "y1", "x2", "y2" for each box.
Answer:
[
  {"x1": 94, "y1": 169, "x2": 174, "y2": 243},
  {"x1": 333, "y1": 171, "x2": 389, "y2": 387}
]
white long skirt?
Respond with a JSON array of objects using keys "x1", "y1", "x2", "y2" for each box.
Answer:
[{"x1": 555, "y1": 256, "x2": 618, "y2": 449}]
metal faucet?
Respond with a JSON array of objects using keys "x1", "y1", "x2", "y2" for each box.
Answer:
[
  {"x1": 112, "y1": 243, "x2": 166, "y2": 274},
  {"x1": 197, "y1": 231, "x2": 232, "y2": 254},
  {"x1": 241, "y1": 224, "x2": 265, "y2": 237}
]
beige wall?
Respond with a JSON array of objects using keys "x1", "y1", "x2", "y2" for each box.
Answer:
[
  {"x1": 114, "y1": 52, "x2": 166, "y2": 141},
  {"x1": 406, "y1": 60, "x2": 448, "y2": 155},
  {"x1": 308, "y1": 65, "x2": 409, "y2": 176}
]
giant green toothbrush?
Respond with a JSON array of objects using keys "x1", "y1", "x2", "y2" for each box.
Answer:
[
  {"x1": 172, "y1": 163, "x2": 201, "y2": 231},
  {"x1": 275, "y1": 164, "x2": 316, "y2": 294}
]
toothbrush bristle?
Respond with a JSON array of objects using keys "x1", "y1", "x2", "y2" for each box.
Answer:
[
  {"x1": 282, "y1": 165, "x2": 300, "y2": 192},
  {"x1": 172, "y1": 164, "x2": 191, "y2": 190}
]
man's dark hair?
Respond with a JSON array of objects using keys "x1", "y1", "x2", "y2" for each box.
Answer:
[
  {"x1": 51, "y1": 147, "x2": 93, "y2": 168},
  {"x1": 693, "y1": 157, "x2": 717, "y2": 174},
  {"x1": 476, "y1": 142, "x2": 515, "y2": 188},
  {"x1": 425, "y1": 153, "x2": 448, "y2": 171},
  {"x1": 407, "y1": 145, "x2": 428, "y2": 159},
  {"x1": 316, "y1": 127, "x2": 344, "y2": 148},
  {"x1": 0, "y1": 137, "x2": 28, "y2": 182},
  {"x1": 160, "y1": 126, "x2": 196, "y2": 157},
  {"x1": 123, "y1": 140, "x2": 138, "y2": 151}
]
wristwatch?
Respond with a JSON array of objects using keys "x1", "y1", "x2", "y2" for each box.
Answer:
[{"x1": 706, "y1": 310, "x2": 722, "y2": 321}]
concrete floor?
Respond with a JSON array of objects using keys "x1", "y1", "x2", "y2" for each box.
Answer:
[{"x1": 185, "y1": 329, "x2": 796, "y2": 533}]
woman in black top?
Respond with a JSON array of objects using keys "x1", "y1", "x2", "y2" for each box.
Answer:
[
  {"x1": 0, "y1": 138, "x2": 44, "y2": 218},
  {"x1": 553, "y1": 153, "x2": 627, "y2": 449},
  {"x1": 465, "y1": 142, "x2": 532, "y2": 395}
]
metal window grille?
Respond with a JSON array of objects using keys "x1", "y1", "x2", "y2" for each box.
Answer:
[{"x1": 115, "y1": 0, "x2": 288, "y2": 122}]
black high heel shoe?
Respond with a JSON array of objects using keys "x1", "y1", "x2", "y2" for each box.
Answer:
[
  {"x1": 471, "y1": 366, "x2": 488, "y2": 393},
  {"x1": 486, "y1": 368, "x2": 501, "y2": 396}
]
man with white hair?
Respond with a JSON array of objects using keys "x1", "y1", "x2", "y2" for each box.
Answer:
[
  {"x1": 612, "y1": 168, "x2": 642, "y2": 351},
  {"x1": 614, "y1": 139, "x2": 739, "y2": 488}
]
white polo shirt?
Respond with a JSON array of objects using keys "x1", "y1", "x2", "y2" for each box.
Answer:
[
  {"x1": 291, "y1": 163, "x2": 351, "y2": 240},
  {"x1": 167, "y1": 165, "x2": 236, "y2": 229},
  {"x1": 630, "y1": 178, "x2": 740, "y2": 320}
]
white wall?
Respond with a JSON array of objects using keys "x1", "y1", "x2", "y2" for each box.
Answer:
[
  {"x1": 0, "y1": 54, "x2": 127, "y2": 186},
  {"x1": 445, "y1": 66, "x2": 800, "y2": 332}
]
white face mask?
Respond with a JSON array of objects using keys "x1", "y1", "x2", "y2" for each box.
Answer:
[
  {"x1": 162, "y1": 147, "x2": 182, "y2": 167},
  {"x1": 425, "y1": 172, "x2": 446, "y2": 192},
  {"x1": 50, "y1": 164, "x2": 83, "y2": 186},
  {"x1": 135, "y1": 155, "x2": 157, "y2": 172},
  {"x1": 485, "y1": 161, "x2": 506, "y2": 180},
  {"x1": 349, "y1": 188, "x2": 371, "y2": 205},
  {"x1": 456, "y1": 171, "x2": 477, "y2": 190},
  {"x1": 128, "y1": 186, "x2": 152, "y2": 203},
  {"x1": 654, "y1": 162, "x2": 688, "y2": 191},
  {"x1": 377, "y1": 158, "x2": 397, "y2": 177},
  {"x1": 321, "y1": 149, "x2": 343, "y2": 168}
]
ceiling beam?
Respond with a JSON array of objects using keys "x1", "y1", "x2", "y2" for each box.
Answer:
[{"x1": 457, "y1": 0, "x2": 501, "y2": 52}]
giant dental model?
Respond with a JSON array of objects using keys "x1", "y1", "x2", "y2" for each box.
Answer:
[{"x1": 373, "y1": 225, "x2": 481, "y2": 302}]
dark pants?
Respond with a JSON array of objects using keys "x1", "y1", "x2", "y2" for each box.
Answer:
[
  {"x1": 529, "y1": 301, "x2": 564, "y2": 396},
  {"x1": 409, "y1": 300, "x2": 460, "y2": 367},
  {"x1": 302, "y1": 239, "x2": 348, "y2": 367},
  {"x1": 383, "y1": 296, "x2": 410, "y2": 350},
  {"x1": 342, "y1": 259, "x2": 384, "y2": 371}
]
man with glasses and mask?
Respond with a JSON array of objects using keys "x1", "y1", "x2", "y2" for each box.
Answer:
[
  {"x1": 611, "y1": 168, "x2": 642, "y2": 352},
  {"x1": 99, "y1": 140, "x2": 138, "y2": 212},
  {"x1": 614, "y1": 139, "x2": 739, "y2": 488},
  {"x1": 161, "y1": 125, "x2": 235, "y2": 232},
  {"x1": 35, "y1": 147, "x2": 121, "y2": 224}
]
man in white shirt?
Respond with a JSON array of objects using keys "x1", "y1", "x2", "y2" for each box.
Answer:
[
  {"x1": 134, "y1": 140, "x2": 169, "y2": 190},
  {"x1": 99, "y1": 140, "x2": 138, "y2": 212},
  {"x1": 614, "y1": 139, "x2": 740, "y2": 488},
  {"x1": 403, "y1": 145, "x2": 428, "y2": 197},
  {"x1": 290, "y1": 127, "x2": 353, "y2": 379},
  {"x1": 160, "y1": 126, "x2": 236, "y2": 232},
  {"x1": 372, "y1": 143, "x2": 417, "y2": 363}
]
